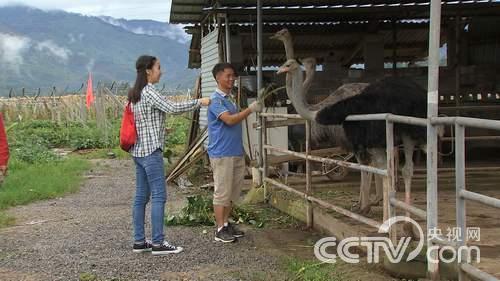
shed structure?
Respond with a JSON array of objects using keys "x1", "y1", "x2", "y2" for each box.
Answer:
[{"x1": 169, "y1": 1, "x2": 500, "y2": 280}]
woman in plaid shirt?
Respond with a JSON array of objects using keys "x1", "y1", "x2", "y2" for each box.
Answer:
[{"x1": 128, "y1": 55, "x2": 210, "y2": 255}]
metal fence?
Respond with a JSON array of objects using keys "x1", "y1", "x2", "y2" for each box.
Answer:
[{"x1": 259, "y1": 111, "x2": 500, "y2": 280}]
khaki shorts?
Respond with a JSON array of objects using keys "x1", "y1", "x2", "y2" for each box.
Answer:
[{"x1": 210, "y1": 156, "x2": 245, "y2": 207}]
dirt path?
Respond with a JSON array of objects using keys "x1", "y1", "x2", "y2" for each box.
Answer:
[{"x1": 0, "y1": 159, "x2": 398, "y2": 281}]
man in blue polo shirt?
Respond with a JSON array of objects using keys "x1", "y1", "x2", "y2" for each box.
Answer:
[{"x1": 208, "y1": 63, "x2": 262, "y2": 243}]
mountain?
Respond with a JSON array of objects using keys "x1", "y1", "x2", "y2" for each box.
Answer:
[{"x1": 0, "y1": 6, "x2": 198, "y2": 96}]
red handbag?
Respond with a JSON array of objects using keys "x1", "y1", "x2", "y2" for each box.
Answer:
[{"x1": 119, "y1": 102, "x2": 136, "y2": 152}]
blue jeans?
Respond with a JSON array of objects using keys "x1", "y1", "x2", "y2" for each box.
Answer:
[{"x1": 132, "y1": 149, "x2": 166, "y2": 244}]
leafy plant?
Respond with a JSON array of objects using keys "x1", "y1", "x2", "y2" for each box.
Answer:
[
  {"x1": 12, "y1": 142, "x2": 60, "y2": 164},
  {"x1": 165, "y1": 194, "x2": 265, "y2": 227},
  {"x1": 166, "y1": 195, "x2": 214, "y2": 226}
]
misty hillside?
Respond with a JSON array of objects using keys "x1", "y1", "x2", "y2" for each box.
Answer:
[{"x1": 0, "y1": 6, "x2": 198, "y2": 96}]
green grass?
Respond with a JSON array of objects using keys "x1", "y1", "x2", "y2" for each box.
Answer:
[
  {"x1": 0, "y1": 211, "x2": 15, "y2": 227},
  {"x1": 0, "y1": 157, "x2": 90, "y2": 227},
  {"x1": 283, "y1": 257, "x2": 344, "y2": 281}
]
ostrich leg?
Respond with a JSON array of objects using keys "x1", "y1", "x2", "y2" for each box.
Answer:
[
  {"x1": 352, "y1": 153, "x2": 373, "y2": 215},
  {"x1": 371, "y1": 175, "x2": 383, "y2": 206},
  {"x1": 368, "y1": 148, "x2": 388, "y2": 206},
  {"x1": 401, "y1": 136, "x2": 416, "y2": 218},
  {"x1": 401, "y1": 136, "x2": 419, "y2": 238}
]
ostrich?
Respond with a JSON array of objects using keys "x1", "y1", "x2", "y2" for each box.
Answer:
[
  {"x1": 272, "y1": 29, "x2": 385, "y2": 214},
  {"x1": 277, "y1": 58, "x2": 427, "y2": 225}
]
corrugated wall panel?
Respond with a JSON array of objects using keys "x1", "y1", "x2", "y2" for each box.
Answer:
[{"x1": 200, "y1": 29, "x2": 221, "y2": 146}]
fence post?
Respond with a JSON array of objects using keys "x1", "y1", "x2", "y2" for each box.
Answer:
[
  {"x1": 455, "y1": 123, "x2": 468, "y2": 281},
  {"x1": 262, "y1": 115, "x2": 268, "y2": 202},
  {"x1": 385, "y1": 120, "x2": 396, "y2": 241},
  {"x1": 305, "y1": 120, "x2": 313, "y2": 228}
]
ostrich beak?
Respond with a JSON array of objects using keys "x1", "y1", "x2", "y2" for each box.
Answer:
[
  {"x1": 276, "y1": 66, "x2": 289, "y2": 75},
  {"x1": 270, "y1": 33, "x2": 279, "y2": 40}
]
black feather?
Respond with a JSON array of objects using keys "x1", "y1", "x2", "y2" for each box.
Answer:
[{"x1": 315, "y1": 77, "x2": 427, "y2": 154}]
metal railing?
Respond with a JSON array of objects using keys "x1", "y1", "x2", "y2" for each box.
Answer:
[
  {"x1": 260, "y1": 112, "x2": 500, "y2": 281},
  {"x1": 432, "y1": 116, "x2": 500, "y2": 281},
  {"x1": 260, "y1": 112, "x2": 386, "y2": 231}
]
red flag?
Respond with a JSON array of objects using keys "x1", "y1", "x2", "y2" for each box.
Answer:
[{"x1": 86, "y1": 72, "x2": 94, "y2": 109}]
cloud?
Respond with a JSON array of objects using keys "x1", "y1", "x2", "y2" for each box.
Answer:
[
  {"x1": 35, "y1": 40, "x2": 72, "y2": 61},
  {"x1": 131, "y1": 25, "x2": 189, "y2": 44},
  {"x1": 0, "y1": 32, "x2": 31, "y2": 72},
  {"x1": 99, "y1": 16, "x2": 190, "y2": 44},
  {"x1": 0, "y1": 1, "x2": 173, "y2": 21}
]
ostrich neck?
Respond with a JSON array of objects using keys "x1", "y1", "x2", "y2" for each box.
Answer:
[
  {"x1": 287, "y1": 67, "x2": 317, "y2": 121},
  {"x1": 283, "y1": 37, "x2": 295, "y2": 60},
  {"x1": 302, "y1": 65, "x2": 315, "y2": 94}
]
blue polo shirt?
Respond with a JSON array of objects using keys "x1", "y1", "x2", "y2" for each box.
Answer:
[{"x1": 207, "y1": 89, "x2": 244, "y2": 158}]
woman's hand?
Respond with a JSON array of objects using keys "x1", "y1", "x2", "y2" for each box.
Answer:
[{"x1": 198, "y1": 97, "x2": 211, "y2": 106}]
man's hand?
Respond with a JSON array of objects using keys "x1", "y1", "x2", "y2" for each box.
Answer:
[
  {"x1": 198, "y1": 97, "x2": 211, "y2": 106},
  {"x1": 248, "y1": 101, "x2": 263, "y2": 113}
]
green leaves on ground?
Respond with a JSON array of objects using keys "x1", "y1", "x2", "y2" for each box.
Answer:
[
  {"x1": 165, "y1": 194, "x2": 264, "y2": 227},
  {"x1": 166, "y1": 194, "x2": 214, "y2": 226}
]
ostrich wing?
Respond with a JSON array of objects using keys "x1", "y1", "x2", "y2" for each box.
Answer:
[
  {"x1": 309, "y1": 83, "x2": 369, "y2": 112},
  {"x1": 315, "y1": 77, "x2": 426, "y2": 125}
]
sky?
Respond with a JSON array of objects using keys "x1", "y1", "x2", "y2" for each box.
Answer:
[{"x1": 0, "y1": 0, "x2": 173, "y2": 22}]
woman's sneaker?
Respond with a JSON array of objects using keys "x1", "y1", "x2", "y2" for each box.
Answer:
[
  {"x1": 227, "y1": 223, "x2": 245, "y2": 238},
  {"x1": 152, "y1": 241, "x2": 184, "y2": 255},
  {"x1": 132, "y1": 240, "x2": 153, "y2": 253},
  {"x1": 215, "y1": 226, "x2": 236, "y2": 243}
]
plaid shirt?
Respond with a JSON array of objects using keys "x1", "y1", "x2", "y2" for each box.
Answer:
[{"x1": 131, "y1": 83, "x2": 200, "y2": 157}]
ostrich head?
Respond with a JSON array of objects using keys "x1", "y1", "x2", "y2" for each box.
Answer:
[
  {"x1": 301, "y1": 57, "x2": 316, "y2": 71},
  {"x1": 271, "y1": 28, "x2": 294, "y2": 60},
  {"x1": 276, "y1": 59, "x2": 300, "y2": 75},
  {"x1": 270, "y1": 28, "x2": 291, "y2": 41}
]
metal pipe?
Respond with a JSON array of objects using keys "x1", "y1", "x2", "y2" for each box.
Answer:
[
  {"x1": 461, "y1": 264, "x2": 499, "y2": 281},
  {"x1": 426, "y1": 0, "x2": 442, "y2": 278},
  {"x1": 460, "y1": 190, "x2": 500, "y2": 209},
  {"x1": 260, "y1": 112, "x2": 303, "y2": 119},
  {"x1": 432, "y1": 116, "x2": 500, "y2": 130},
  {"x1": 264, "y1": 145, "x2": 388, "y2": 176},
  {"x1": 455, "y1": 124, "x2": 467, "y2": 281},
  {"x1": 264, "y1": 177, "x2": 382, "y2": 229},
  {"x1": 307, "y1": 196, "x2": 382, "y2": 230},
  {"x1": 305, "y1": 120, "x2": 313, "y2": 228},
  {"x1": 224, "y1": 14, "x2": 231, "y2": 62},
  {"x1": 256, "y1": 0, "x2": 263, "y2": 185},
  {"x1": 385, "y1": 121, "x2": 397, "y2": 241},
  {"x1": 441, "y1": 136, "x2": 500, "y2": 142},
  {"x1": 389, "y1": 197, "x2": 427, "y2": 220},
  {"x1": 263, "y1": 113, "x2": 268, "y2": 200},
  {"x1": 346, "y1": 113, "x2": 428, "y2": 127},
  {"x1": 264, "y1": 177, "x2": 306, "y2": 198}
]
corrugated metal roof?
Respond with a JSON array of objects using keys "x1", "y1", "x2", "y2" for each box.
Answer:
[
  {"x1": 170, "y1": 0, "x2": 500, "y2": 24},
  {"x1": 186, "y1": 21, "x2": 432, "y2": 68}
]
